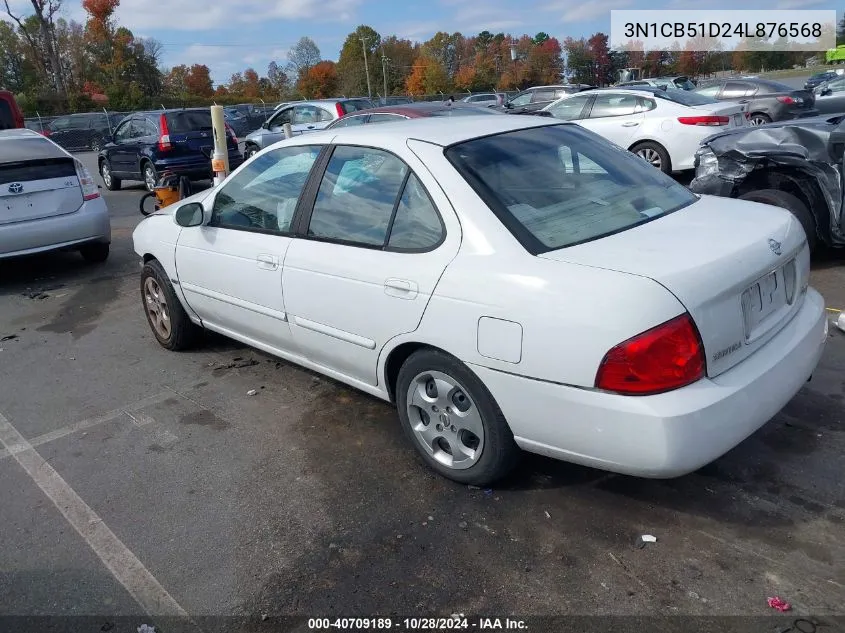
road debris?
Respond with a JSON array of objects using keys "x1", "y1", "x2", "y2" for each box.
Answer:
[
  {"x1": 458, "y1": 521, "x2": 468, "y2": 530},
  {"x1": 544, "y1": 510, "x2": 551, "y2": 519},
  {"x1": 0, "y1": 334, "x2": 17, "y2": 342},
  {"x1": 137, "y1": 626, "x2": 156, "y2": 633},
  {"x1": 836, "y1": 313, "x2": 845, "y2": 333},
  {"x1": 636, "y1": 534, "x2": 657, "y2": 549},
  {"x1": 483, "y1": 488, "x2": 493, "y2": 496},
  {"x1": 247, "y1": 389, "x2": 258, "y2": 396},
  {"x1": 767, "y1": 596, "x2": 792, "y2": 612}
]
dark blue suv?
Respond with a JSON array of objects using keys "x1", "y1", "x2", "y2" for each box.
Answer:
[{"x1": 97, "y1": 108, "x2": 243, "y2": 191}]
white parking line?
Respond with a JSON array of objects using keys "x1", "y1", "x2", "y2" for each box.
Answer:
[
  {"x1": 0, "y1": 410, "x2": 198, "y2": 625},
  {"x1": 0, "y1": 391, "x2": 173, "y2": 461}
]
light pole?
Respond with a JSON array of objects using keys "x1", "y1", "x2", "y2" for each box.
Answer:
[
  {"x1": 360, "y1": 36, "x2": 373, "y2": 99},
  {"x1": 381, "y1": 50, "x2": 389, "y2": 101}
]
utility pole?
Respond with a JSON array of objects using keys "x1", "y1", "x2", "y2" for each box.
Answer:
[
  {"x1": 381, "y1": 51, "x2": 389, "y2": 102},
  {"x1": 360, "y1": 36, "x2": 373, "y2": 99}
]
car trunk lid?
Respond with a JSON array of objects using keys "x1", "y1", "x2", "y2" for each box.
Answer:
[
  {"x1": 0, "y1": 137, "x2": 82, "y2": 225},
  {"x1": 538, "y1": 195, "x2": 810, "y2": 377}
]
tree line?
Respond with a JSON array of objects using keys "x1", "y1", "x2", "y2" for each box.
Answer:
[{"x1": 3, "y1": 0, "x2": 845, "y2": 116}]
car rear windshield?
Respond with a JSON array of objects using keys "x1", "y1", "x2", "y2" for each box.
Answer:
[
  {"x1": 166, "y1": 111, "x2": 213, "y2": 133},
  {"x1": 672, "y1": 77, "x2": 696, "y2": 90},
  {"x1": 445, "y1": 124, "x2": 696, "y2": 253}
]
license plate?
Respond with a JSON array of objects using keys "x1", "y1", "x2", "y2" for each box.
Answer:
[{"x1": 741, "y1": 266, "x2": 787, "y2": 339}]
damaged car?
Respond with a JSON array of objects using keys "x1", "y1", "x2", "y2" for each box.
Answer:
[{"x1": 690, "y1": 115, "x2": 845, "y2": 252}]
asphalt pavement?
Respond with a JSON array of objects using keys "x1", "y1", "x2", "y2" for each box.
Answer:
[{"x1": 0, "y1": 152, "x2": 843, "y2": 631}]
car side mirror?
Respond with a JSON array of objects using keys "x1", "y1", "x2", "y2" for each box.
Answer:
[{"x1": 174, "y1": 202, "x2": 204, "y2": 227}]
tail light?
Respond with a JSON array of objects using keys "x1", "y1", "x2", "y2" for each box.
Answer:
[
  {"x1": 42, "y1": 128, "x2": 51, "y2": 136},
  {"x1": 777, "y1": 96, "x2": 801, "y2": 105},
  {"x1": 225, "y1": 123, "x2": 238, "y2": 145},
  {"x1": 335, "y1": 102, "x2": 345, "y2": 118},
  {"x1": 157, "y1": 113, "x2": 172, "y2": 152},
  {"x1": 595, "y1": 313, "x2": 705, "y2": 395},
  {"x1": 677, "y1": 116, "x2": 729, "y2": 126},
  {"x1": 75, "y1": 160, "x2": 100, "y2": 201}
]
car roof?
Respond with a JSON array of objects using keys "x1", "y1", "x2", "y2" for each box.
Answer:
[
  {"x1": 347, "y1": 102, "x2": 494, "y2": 117},
  {"x1": 300, "y1": 114, "x2": 563, "y2": 148}
]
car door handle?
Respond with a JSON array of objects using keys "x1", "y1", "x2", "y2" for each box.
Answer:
[
  {"x1": 306, "y1": 125, "x2": 315, "y2": 129},
  {"x1": 385, "y1": 278, "x2": 418, "y2": 299},
  {"x1": 621, "y1": 121, "x2": 639, "y2": 127},
  {"x1": 256, "y1": 254, "x2": 279, "y2": 270}
]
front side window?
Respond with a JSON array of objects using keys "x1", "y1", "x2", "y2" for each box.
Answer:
[
  {"x1": 546, "y1": 95, "x2": 591, "y2": 121},
  {"x1": 211, "y1": 145, "x2": 321, "y2": 233},
  {"x1": 445, "y1": 125, "x2": 696, "y2": 253},
  {"x1": 114, "y1": 121, "x2": 134, "y2": 142},
  {"x1": 293, "y1": 106, "x2": 320, "y2": 125},
  {"x1": 509, "y1": 91, "x2": 532, "y2": 106},
  {"x1": 269, "y1": 107, "x2": 293, "y2": 127}
]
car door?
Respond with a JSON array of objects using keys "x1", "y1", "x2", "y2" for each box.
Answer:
[
  {"x1": 262, "y1": 106, "x2": 294, "y2": 146},
  {"x1": 107, "y1": 118, "x2": 138, "y2": 175},
  {"x1": 282, "y1": 144, "x2": 460, "y2": 386},
  {"x1": 174, "y1": 144, "x2": 323, "y2": 351},
  {"x1": 816, "y1": 77, "x2": 845, "y2": 114},
  {"x1": 577, "y1": 92, "x2": 645, "y2": 147}
]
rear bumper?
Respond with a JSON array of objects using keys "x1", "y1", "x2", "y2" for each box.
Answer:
[
  {"x1": 0, "y1": 197, "x2": 111, "y2": 259},
  {"x1": 471, "y1": 288, "x2": 827, "y2": 478}
]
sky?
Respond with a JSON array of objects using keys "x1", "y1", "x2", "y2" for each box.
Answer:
[{"x1": 2, "y1": 0, "x2": 836, "y2": 84}]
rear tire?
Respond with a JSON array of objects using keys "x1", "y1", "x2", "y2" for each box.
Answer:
[
  {"x1": 748, "y1": 113, "x2": 771, "y2": 126},
  {"x1": 80, "y1": 243, "x2": 109, "y2": 263},
  {"x1": 738, "y1": 188, "x2": 817, "y2": 251},
  {"x1": 244, "y1": 144, "x2": 259, "y2": 159},
  {"x1": 396, "y1": 349, "x2": 520, "y2": 486},
  {"x1": 631, "y1": 141, "x2": 672, "y2": 174},
  {"x1": 100, "y1": 160, "x2": 121, "y2": 191},
  {"x1": 140, "y1": 259, "x2": 201, "y2": 351}
]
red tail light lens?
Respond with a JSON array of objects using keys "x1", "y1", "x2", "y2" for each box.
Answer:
[
  {"x1": 157, "y1": 114, "x2": 172, "y2": 152},
  {"x1": 595, "y1": 313, "x2": 705, "y2": 395},
  {"x1": 335, "y1": 102, "x2": 345, "y2": 118},
  {"x1": 677, "y1": 116, "x2": 729, "y2": 126},
  {"x1": 777, "y1": 96, "x2": 795, "y2": 104},
  {"x1": 225, "y1": 123, "x2": 237, "y2": 145}
]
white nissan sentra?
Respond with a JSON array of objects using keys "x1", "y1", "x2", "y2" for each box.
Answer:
[{"x1": 132, "y1": 116, "x2": 827, "y2": 486}]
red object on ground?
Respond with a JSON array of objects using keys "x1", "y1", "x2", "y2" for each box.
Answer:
[{"x1": 767, "y1": 597, "x2": 792, "y2": 612}]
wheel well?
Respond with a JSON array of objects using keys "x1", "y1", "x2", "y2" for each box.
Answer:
[
  {"x1": 736, "y1": 167, "x2": 827, "y2": 234},
  {"x1": 142, "y1": 254, "x2": 156, "y2": 263},
  {"x1": 628, "y1": 139, "x2": 666, "y2": 153},
  {"x1": 384, "y1": 342, "x2": 444, "y2": 403}
]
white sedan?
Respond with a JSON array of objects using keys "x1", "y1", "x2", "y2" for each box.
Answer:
[
  {"x1": 541, "y1": 87, "x2": 747, "y2": 173},
  {"x1": 132, "y1": 116, "x2": 826, "y2": 486}
]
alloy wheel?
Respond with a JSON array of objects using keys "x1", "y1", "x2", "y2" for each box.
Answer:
[
  {"x1": 637, "y1": 147, "x2": 662, "y2": 169},
  {"x1": 143, "y1": 277, "x2": 171, "y2": 340},
  {"x1": 405, "y1": 370, "x2": 485, "y2": 470}
]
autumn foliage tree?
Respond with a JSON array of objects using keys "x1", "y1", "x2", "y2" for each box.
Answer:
[{"x1": 297, "y1": 61, "x2": 338, "y2": 98}]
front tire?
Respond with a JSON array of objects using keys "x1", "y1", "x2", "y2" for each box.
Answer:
[
  {"x1": 141, "y1": 259, "x2": 201, "y2": 351},
  {"x1": 100, "y1": 160, "x2": 121, "y2": 191},
  {"x1": 244, "y1": 144, "x2": 259, "y2": 159},
  {"x1": 631, "y1": 141, "x2": 672, "y2": 174},
  {"x1": 396, "y1": 349, "x2": 520, "y2": 486},
  {"x1": 738, "y1": 188, "x2": 818, "y2": 251},
  {"x1": 748, "y1": 113, "x2": 771, "y2": 126}
]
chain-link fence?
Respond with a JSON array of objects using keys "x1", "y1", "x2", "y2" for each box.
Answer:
[{"x1": 23, "y1": 92, "x2": 522, "y2": 153}]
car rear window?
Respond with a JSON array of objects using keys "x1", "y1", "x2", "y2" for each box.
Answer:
[
  {"x1": 0, "y1": 136, "x2": 68, "y2": 164},
  {"x1": 445, "y1": 124, "x2": 696, "y2": 253},
  {"x1": 339, "y1": 100, "x2": 374, "y2": 114},
  {"x1": 165, "y1": 111, "x2": 213, "y2": 133}
]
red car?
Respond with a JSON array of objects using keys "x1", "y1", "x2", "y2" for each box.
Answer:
[
  {"x1": 325, "y1": 101, "x2": 505, "y2": 128},
  {"x1": 0, "y1": 90, "x2": 24, "y2": 130}
]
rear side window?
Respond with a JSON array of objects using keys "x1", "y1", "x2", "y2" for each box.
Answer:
[
  {"x1": 0, "y1": 101, "x2": 13, "y2": 130},
  {"x1": 588, "y1": 94, "x2": 640, "y2": 118},
  {"x1": 368, "y1": 113, "x2": 406, "y2": 123},
  {"x1": 723, "y1": 82, "x2": 754, "y2": 98},
  {"x1": 331, "y1": 115, "x2": 369, "y2": 128},
  {"x1": 166, "y1": 111, "x2": 213, "y2": 133},
  {"x1": 386, "y1": 174, "x2": 444, "y2": 251}
]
